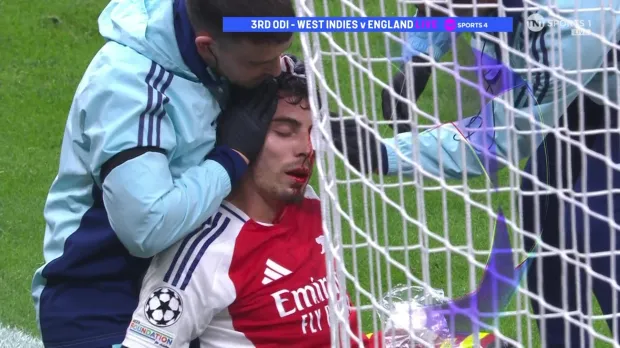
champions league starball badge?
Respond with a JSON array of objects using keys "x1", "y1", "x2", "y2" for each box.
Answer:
[{"x1": 144, "y1": 287, "x2": 183, "y2": 327}]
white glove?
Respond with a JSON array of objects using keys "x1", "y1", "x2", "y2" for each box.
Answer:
[{"x1": 280, "y1": 54, "x2": 306, "y2": 77}]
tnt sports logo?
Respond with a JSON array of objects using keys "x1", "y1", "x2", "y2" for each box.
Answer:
[
  {"x1": 526, "y1": 13, "x2": 545, "y2": 32},
  {"x1": 526, "y1": 13, "x2": 592, "y2": 35},
  {"x1": 144, "y1": 287, "x2": 183, "y2": 327}
]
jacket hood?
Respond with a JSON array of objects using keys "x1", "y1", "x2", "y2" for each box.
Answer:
[{"x1": 97, "y1": 0, "x2": 196, "y2": 80}]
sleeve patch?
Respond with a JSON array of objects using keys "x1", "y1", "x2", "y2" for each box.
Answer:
[
  {"x1": 144, "y1": 287, "x2": 184, "y2": 327},
  {"x1": 128, "y1": 318, "x2": 176, "y2": 348}
]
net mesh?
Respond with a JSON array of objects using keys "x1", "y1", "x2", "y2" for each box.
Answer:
[{"x1": 293, "y1": 0, "x2": 620, "y2": 346}]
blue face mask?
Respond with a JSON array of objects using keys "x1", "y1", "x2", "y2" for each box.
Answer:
[
  {"x1": 401, "y1": 0, "x2": 523, "y2": 63},
  {"x1": 402, "y1": 30, "x2": 457, "y2": 62},
  {"x1": 398, "y1": 7, "x2": 459, "y2": 62}
]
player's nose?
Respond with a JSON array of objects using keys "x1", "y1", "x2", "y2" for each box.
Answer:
[{"x1": 293, "y1": 135, "x2": 313, "y2": 157}]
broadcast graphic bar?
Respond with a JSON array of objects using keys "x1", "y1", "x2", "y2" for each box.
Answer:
[{"x1": 223, "y1": 17, "x2": 513, "y2": 33}]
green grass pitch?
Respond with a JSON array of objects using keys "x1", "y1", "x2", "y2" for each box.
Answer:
[{"x1": 0, "y1": 0, "x2": 614, "y2": 346}]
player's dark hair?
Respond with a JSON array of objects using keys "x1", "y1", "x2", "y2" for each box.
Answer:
[
  {"x1": 276, "y1": 73, "x2": 313, "y2": 109},
  {"x1": 186, "y1": 0, "x2": 295, "y2": 44}
]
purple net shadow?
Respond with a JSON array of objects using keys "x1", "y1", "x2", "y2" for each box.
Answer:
[
  {"x1": 422, "y1": 210, "x2": 531, "y2": 335},
  {"x1": 418, "y1": 46, "x2": 536, "y2": 336}
]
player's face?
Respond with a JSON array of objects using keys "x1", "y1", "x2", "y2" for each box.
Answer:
[
  {"x1": 205, "y1": 38, "x2": 293, "y2": 88},
  {"x1": 251, "y1": 95, "x2": 314, "y2": 204}
]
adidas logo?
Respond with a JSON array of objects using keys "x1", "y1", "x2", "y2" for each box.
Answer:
[{"x1": 262, "y1": 259, "x2": 292, "y2": 285}]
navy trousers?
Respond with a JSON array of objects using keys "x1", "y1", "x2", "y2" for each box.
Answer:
[{"x1": 521, "y1": 96, "x2": 620, "y2": 347}]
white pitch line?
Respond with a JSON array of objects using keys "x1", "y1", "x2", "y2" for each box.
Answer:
[{"x1": 0, "y1": 322, "x2": 42, "y2": 348}]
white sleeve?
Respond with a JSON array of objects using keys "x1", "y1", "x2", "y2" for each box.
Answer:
[{"x1": 121, "y1": 213, "x2": 235, "y2": 348}]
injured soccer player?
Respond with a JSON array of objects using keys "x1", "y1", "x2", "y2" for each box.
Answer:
[{"x1": 120, "y1": 73, "x2": 375, "y2": 348}]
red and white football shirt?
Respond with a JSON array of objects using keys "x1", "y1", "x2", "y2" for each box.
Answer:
[{"x1": 122, "y1": 186, "x2": 374, "y2": 348}]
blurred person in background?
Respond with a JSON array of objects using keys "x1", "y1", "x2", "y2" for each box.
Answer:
[{"x1": 331, "y1": 0, "x2": 620, "y2": 346}]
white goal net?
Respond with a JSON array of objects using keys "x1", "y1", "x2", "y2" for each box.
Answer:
[{"x1": 294, "y1": 0, "x2": 620, "y2": 347}]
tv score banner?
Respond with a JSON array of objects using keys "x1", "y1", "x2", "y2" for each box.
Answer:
[{"x1": 223, "y1": 17, "x2": 513, "y2": 33}]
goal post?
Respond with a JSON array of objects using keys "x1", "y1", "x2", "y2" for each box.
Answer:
[{"x1": 294, "y1": 0, "x2": 620, "y2": 347}]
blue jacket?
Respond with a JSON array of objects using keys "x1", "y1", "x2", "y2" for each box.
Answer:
[
  {"x1": 385, "y1": 0, "x2": 620, "y2": 179},
  {"x1": 32, "y1": 1, "x2": 246, "y2": 346}
]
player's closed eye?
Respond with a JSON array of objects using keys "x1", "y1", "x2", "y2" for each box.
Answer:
[
  {"x1": 271, "y1": 119, "x2": 300, "y2": 137},
  {"x1": 274, "y1": 131, "x2": 292, "y2": 138},
  {"x1": 272, "y1": 126, "x2": 294, "y2": 137}
]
